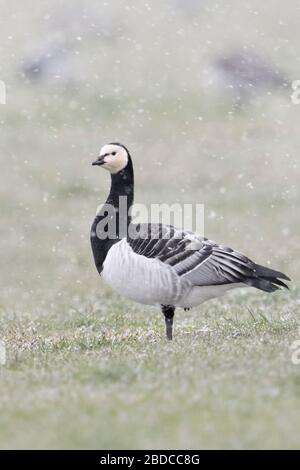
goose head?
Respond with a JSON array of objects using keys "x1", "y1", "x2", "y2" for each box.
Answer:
[{"x1": 92, "y1": 143, "x2": 129, "y2": 174}]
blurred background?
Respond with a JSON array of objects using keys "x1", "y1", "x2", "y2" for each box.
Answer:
[{"x1": 0, "y1": 0, "x2": 299, "y2": 449}]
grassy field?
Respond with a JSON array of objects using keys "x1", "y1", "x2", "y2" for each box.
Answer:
[{"x1": 0, "y1": 0, "x2": 300, "y2": 449}]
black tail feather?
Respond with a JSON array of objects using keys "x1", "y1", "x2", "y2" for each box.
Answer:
[
  {"x1": 266, "y1": 277, "x2": 289, "y2": 289},
  {"x1": 244, "y1": 263, "x2": 290, "y2": 293},
  {"x1": 253, "y1": 263, "x2": 291, "y2": 281}
]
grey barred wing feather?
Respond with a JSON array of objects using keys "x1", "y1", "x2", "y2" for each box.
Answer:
[
  {"x1": 127, "y1": 223, "x2": 290, "y2": 292},
  {"x1": 128, "y1": 223, "x2": 212, "y2": 276},
  {"x1": 184, "y1": 244, "x2": 290, "y2": 291},
  {"x1": 181, "y1": 244, "x2": 253, "y2": 285}
]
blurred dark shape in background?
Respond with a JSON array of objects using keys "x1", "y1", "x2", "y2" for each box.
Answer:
[
  {"x1": 21, "y1": 34, "x2": 77, "y2": 84},
  {"x1": 174, "y1": 0, "x2": 204, "y2": 17},
  {"x1": 212, "y1": 50, "x2": 289, "y2": 106},
  {"x1": 20, "y1": 4, "x2": 118, "y2": 86}
]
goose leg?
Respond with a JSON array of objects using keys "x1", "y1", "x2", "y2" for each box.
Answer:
[{"x1": 161, "y1": 305, "x2": 175, "y2": 340}]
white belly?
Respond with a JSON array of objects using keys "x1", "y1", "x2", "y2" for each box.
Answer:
[
  {"x1": 178, "y1": 283, "x2": 247, "y2": 308},
  {"x1": 102, "y1": 239, "x2": 189, "y2": 306}
]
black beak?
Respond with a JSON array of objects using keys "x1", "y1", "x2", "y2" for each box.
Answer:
[{"x1": 92, "y1": 156, "x2": 105, "y2": 166}]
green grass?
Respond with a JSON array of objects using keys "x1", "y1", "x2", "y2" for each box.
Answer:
[
  {"x1": 1, "y1": 0, "x2": 300, "y2": 449},
  {"x1": 1, "y1": 289, "x2": 300, "y2": 449}
]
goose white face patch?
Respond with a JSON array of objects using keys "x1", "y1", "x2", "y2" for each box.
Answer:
[{"x1": 99, "y1": 144, "x2": 128, "y2": 174}]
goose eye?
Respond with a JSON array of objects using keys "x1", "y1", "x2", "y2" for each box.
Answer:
[{"x1": 112, "y1": 151, "x2": 116, "y2": 156}]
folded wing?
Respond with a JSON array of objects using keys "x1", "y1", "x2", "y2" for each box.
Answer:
[{"x1": 128, "y1": 223, "x2": 290, "y2": 292}]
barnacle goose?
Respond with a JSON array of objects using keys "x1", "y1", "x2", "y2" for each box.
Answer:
[{"x1": 91, "y1": 143, "x2": 290, "y2": 340}]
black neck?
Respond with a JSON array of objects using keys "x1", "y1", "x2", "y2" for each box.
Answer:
[
  {"x1": 106, "y1": 158, "x2": 134, "y2": 210},
  {"x1": 91, "y1": 157, "x2": 134, "y2": 273}
]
